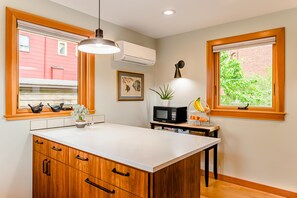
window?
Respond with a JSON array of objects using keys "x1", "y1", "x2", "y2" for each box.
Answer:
[
  {"x1": 18, "y1": 29, "x2": 79, "y2": 109},
  {"x1": 6, "y1": 7, "x2": 95, "y2": 120},
  {"x1": 19, "y1": 34, "x2": 30, "y2": 52},
  {"x1": 58, "y1": 40, "x2": 67, "y2": 56},
  {"x1": 18, "y1": 29, "x2": 80, "y2": 109},
  {"x1": 207, "y1": 28, "x2": 285, "y2": 120}
]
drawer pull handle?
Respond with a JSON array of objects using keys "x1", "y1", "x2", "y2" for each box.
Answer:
[
  {"x1": 85, "y1": 178, "x2": 115, "y2": 194},
  {"x1": 35, "y1": 140, "x2": 43, "y2": 144},
  {"x1": 51, "y1": 146, "x2": 62, "y2": 152},
  {"x1": 75, "y1": 155, "x2": 89, "y2": 161},
  {"x1": 42, "y1": 159, "x2": 48, "y2": 174},
  {"x1": 112, "y1": 168, "x2": 130, "y2": 177}
]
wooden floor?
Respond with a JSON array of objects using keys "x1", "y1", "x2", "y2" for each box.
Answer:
[{"x1": 200, "y1": 177, "x2": 285, "y2": 198}]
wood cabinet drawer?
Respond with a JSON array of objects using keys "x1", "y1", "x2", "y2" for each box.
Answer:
[
  {"x1": 69, "y1": 147, "x2": 99, "y2": 177},
  {"x1": 33, "y1": 136, "x2": 48, "y2": 155},
  {"x1": 100, "y1": 158, "x2": 148, "y2": 198},
  {"x1": 69, "y1": 167, "x2": 139, "y2": 198},
  {"x1": 49, "y1": 141, "x2": 68, "y2": 163}
]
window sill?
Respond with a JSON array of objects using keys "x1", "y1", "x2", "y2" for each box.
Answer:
[
  {"x1": 210, "y1": 109, "x2": 286, "y2": 121},
  {"x1": 5, "y1": 110, "x2": 95, "y2": 121}
]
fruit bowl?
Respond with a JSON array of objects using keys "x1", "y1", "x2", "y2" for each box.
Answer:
[{"x1": 188, "y1": 98, "x2": 211, "y2": 126}]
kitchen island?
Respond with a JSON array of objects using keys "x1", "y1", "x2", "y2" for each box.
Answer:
[{"x1": 31, "y1": 123, "x2": 220, "y2": 198}]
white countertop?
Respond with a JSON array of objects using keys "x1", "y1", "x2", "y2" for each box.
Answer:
[{"x1": 30, "y1": 123, "x2": 220, "y2": 173}]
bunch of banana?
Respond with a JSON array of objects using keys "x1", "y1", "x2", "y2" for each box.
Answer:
[{"x1": 194, "y1": 97, "x2": 205, "y2": 112}]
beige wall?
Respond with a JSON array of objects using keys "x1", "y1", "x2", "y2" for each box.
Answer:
[
  {"x1": 155, "y1": 8, "x2": 297, "y2": 192},
  {"x1": 0, "y1": 0, "x2": 155, "y2": 197}
]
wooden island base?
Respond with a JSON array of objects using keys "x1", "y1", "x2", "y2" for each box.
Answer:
[
  {"x1": 33, "y1": 136, "x2": 201, "y2": 198},
  {"x1": 150, "y1": 153, "x2": 200, "y2": 197}
]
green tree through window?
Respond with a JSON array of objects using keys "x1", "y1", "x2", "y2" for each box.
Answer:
[{"x1": 219, "y1": 51, "x2": 272, "y2": 107}]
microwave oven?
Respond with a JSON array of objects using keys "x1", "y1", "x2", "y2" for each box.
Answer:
[{"x1": 153, "y1": 106, "x2": 187, "y2": 123}]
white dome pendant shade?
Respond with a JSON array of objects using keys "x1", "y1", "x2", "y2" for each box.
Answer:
[
  {"x1": 78, "y1": 29, "x2": 120, "y2": 54},
  {"x1": 77, "y1": 0, "x2": 120, "y2": 54}
]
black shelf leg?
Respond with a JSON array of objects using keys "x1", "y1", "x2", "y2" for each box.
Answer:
[
  {"x1": 205, "y1": 149, "x2": 209, "y2": 187},
  {"x1": 214, "y1": 145, "x2": 218, "y2": 179}
]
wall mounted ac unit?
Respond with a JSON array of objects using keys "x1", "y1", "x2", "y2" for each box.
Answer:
[{"x1": 114, "y1": 41, "x2": 156, "y2": 66}]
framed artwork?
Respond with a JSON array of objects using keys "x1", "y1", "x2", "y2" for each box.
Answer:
[{"x1": 117, "y1": 71, "x2": 144, "y2": 101}]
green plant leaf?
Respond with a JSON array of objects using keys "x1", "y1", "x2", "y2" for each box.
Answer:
[{"x1": 149, "y1": 84, "x2": 174, "y2": 100}]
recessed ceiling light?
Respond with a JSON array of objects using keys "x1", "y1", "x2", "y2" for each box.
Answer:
[{"x1": 163, "y1": 9, "x2": 176, "y2": 16}]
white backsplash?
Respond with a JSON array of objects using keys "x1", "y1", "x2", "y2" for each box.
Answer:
[{"x1": 30, "y1": 114, "x2": 105, "y2": 131}]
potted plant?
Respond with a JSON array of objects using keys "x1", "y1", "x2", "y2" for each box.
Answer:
[
  {"x1": 71, "y1": 104, "x2": 89, "y2": 128},
  {"x1": 149, "y1": 84, "x2": 174, "y2": 106}
]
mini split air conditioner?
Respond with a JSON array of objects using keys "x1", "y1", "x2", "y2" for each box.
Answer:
[{"x1": 114, "y1": 41, "x2": 156, "y2": 66}]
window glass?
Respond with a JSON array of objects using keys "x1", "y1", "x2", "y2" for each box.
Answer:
[
  {"x1": 19, "y1": 34, "x2": 30, "y2": 52},
  {"x1": 58, "y1": 40, "x2": 67, "y2": 56},
  {"x1": 18, "y1": 30, "x2": 78, "y2": 109},
  {"x1": 219, "y1": 44, "x2": 272, "y2": 107}
]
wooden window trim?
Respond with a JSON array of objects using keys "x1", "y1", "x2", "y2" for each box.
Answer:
[
  {"x1": 5, "y1": 7, "x2": 95, "y2": 120},
  {"x1": 207, "y1": 28, "x2": 285, "y2": 120}
]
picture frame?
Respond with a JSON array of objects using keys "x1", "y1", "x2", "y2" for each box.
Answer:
[{"x1": 117, "y1": 71, "x2": 144, "y2": 101}]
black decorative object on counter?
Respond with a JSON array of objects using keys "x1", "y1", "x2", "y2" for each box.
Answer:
[
  {"x1": 47, "y1": 103, "x2": 64, "y2": 112},
  {"x1": 28, "y1": 102, "x2": 44, "y2": 113},
  {"x1": 238, "y1": 103, "x2": 249, "y2": 110}
]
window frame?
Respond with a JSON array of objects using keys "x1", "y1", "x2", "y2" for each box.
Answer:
[
  {"x1": 207, "y1": 28, "x2": 285, "y2": 120},
  {"x1": 5, "y1": 7, "x2": 95, "y2": 120},
  {"x1": 57, "y1": 40, "x2": 67, "y2": 56}
]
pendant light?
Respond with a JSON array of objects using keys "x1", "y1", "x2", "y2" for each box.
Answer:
[{"x1": 78, "y1": 0, "x2": 120, "y2": 54}]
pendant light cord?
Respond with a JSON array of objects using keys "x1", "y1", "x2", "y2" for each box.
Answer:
[{"x1": 98, "y1": 0, "x2": 101, "y2": 29}]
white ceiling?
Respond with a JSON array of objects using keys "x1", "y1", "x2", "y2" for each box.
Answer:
[{"x1": 50, "y1": 0, "x2": 297, "y2": 39}]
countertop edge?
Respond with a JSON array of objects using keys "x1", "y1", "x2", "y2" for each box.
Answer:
[
  {"x1": 31, "y1": 131, "x2": 155, "y2": 172},
  {"x1": 152, "y1": 139, "x2": 220, "y2": 172}
]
